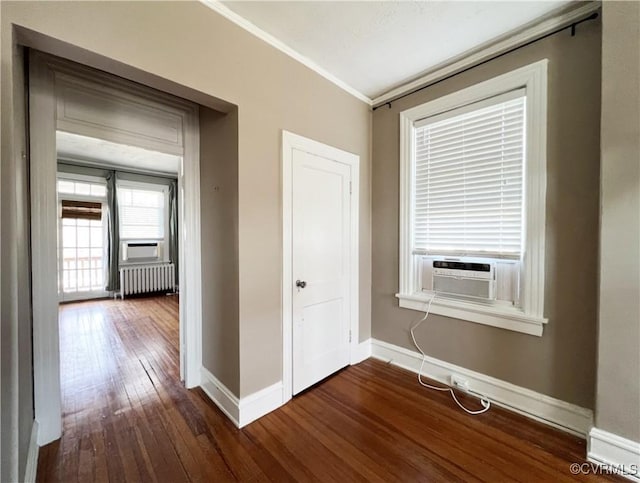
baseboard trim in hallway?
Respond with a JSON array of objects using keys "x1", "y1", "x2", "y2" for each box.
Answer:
[
  {"x1": 200, "y1": 367, "x2": 240, "y2": 426},
  {"x1": 200, "y1": 367, "x2": 286, "y2": 428}
]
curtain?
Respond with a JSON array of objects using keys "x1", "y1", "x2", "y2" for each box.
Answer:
[
  {"x1": 105, "y1": 171, "x2": 120, "y2": 292},
  {"x1": 168, "y1": 179, "x2": 179, "y2": 287}
]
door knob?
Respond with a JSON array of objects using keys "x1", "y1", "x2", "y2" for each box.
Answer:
[{"x1": 296, "y1": 280, "x2": 307, "y2": 289}]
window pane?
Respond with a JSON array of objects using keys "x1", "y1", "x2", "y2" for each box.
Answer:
[
  {"x1": 91, "y1": 248, "x2": 102, "y2": 267},
  {"x1": 131, "y1": 190, "x2": 162, "y2": 207},
  {"x1": 92, "y1": 268, "x2": 104, "y2": 288},
  {"x1": 77, "y1": 248, "x2": 90, "y2": 269},
  {"x1": 91, "y1": 227, "x2": 102, "y2": 247},
  {"x1": 57, "y1": 178, "x2": 106, "y2": 199},
  {"x1": 63, "y1": 270, "x2": 74, "y2": 292},
  {"x1": 58, "y1": 180, "x2": 75, "y2": 194},
  {"x1": 118, "y1": 186, "x2": 166, "y2": 240},
  {"x1": 77, "y1": 226, "x2": 90, "y2": 247},
  {"x1": 62, "y1": 247, "x2": 76, "y2": 258},
  {"x1": 121, "y1": 189, "x2": 132, "y2": 205},
  {"x1": 90, "y1": 185, "x2": 106, "y2": 197},
  {"x1": 74, "y1": 182, "x2": 91, "y2": 195},
  {"x1": 77, "y1": 270, "x2": 92, "y2": 291},
  {"x1": 413, "y1": 95, "x2": 525, "y2": 258},
  {"x1": 63, "y1": 248, "x2": 76, "y2": 270},
  {"x1": 62, "y1": 226, "x2": 76, "y2": 248},
  {"x1": 58, "y1": 192, "x2": 105, "y2": 296}
]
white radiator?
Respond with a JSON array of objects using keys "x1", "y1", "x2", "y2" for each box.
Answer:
[{"x1": 119, "y1": 263, "x2": 175, "y2": 299}]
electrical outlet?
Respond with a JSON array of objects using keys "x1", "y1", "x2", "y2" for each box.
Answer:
[{"x1": 450, "y1": 374, "x2": 470, "y2": 392}]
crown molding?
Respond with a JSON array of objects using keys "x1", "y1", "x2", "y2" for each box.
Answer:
[
  {"x1": 200, "y1": 0, "x2": 373, "y2": 105},
  {"x1": 372, "y1": 1, "x2": 601, "y2": 107}
]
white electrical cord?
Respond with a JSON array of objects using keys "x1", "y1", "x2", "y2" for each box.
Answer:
[{"x1": 409, "y1": 294, "x2": 491, "y2": 415}]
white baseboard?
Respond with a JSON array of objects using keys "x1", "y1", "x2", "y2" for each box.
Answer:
[
  {"x1": 200, "y1": 367, "x2": 240, "y2": 426},
  {"x1": 24, "y1": 420, "x2": 39, "y2": 483},
  {"x1": 238, "y1": 381, "x2": 283, "y2": 427},
  {"x1": 370, "y1": 338, "x2": 593, "y2": 437},
  {"x1": 588, "y1": 428, "x2": 640, "y2": 481},
  {"x1": 200, "y1": 336, "x2": 369, "y2": 428},
  {"x1": 200, "y1": 367, "x2": 283, "y2": 428},
  {"x1": 351, "y1": 338, "x2": 372, "y2": 364}
]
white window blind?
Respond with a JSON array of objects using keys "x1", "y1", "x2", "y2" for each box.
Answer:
[
  {"x1": 413, "y1": 89, "x2": 526, "y2": 259},
  {"x1": 118, "y1": 186, "x2": 166, "y2": 240}
]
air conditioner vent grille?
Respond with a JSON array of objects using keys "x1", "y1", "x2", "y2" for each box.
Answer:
[{"x1": 433, "y1": 275, "x2": 493, "y2": 300}]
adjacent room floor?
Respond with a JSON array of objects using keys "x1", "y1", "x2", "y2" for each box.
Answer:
[{"x1": 37, "y1": 296, "x2": 622, "y2": 482}]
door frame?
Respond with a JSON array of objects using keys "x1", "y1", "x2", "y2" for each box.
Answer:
[
  {"x1": 29, "y1": 52, "x2": 203, "y2": 445},
  {"x1": 281, "y1": 130, "x2": 360, "y2": 404}
]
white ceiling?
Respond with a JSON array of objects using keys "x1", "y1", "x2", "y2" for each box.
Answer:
[
  {"x1": 56, "y1": 131, "x2": 181, "y2": 175},
  {"x1": 220, "y1": 1, "x2": 571, "y2": 99}
]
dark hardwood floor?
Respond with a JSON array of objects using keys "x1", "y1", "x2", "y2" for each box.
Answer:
[{"x1": 37, "y1": 295, "x2": 620, "y2": 482}]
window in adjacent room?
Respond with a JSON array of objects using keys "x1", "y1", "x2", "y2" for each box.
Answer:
[
  {"x1": 397, "y1": 60, "x2": 548, "y2": 336},
  {"x1": 57, "y1": 175, "x2": 108, "y2": 300},
  {"x1": 117, "y1": 181, "x2": 169, "y2": 263}
]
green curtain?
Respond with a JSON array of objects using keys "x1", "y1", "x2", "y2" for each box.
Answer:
[
  {"x1": 168, "y1": 179, "x2": 179, "y2": 287},
  {"x1": 105, "y1": 171, "x2": 120, "y2": 292}
]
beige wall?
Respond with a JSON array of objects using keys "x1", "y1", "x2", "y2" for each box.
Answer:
[
  {"x1": 200, "y1": 106, "x2": 241, "y2": 395},
  {"x1": 596, "y1": 1, "x2": 640, "y2": 442},
  {"x1": 372, "y1": 18, "x2": 602, "y2": 408},
  {"x1": 1, "y1": 0, "x2": 371, "y2": 407}
]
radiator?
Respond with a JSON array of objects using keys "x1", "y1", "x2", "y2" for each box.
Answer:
[{"x1": 119, "y1": 263, "x2": 175, "y2": 299}]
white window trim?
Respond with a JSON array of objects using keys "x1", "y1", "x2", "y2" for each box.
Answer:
[{"x1": 397, "y1": 60, "x2": 549, "y2": 337}]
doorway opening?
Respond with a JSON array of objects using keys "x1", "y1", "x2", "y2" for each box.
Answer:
[
  {"x1": 29, "y1": 51, "x2": 202, "y2": 445},
  {"x1": 53, "y1": 135, "x2": 185, "y2": 434}
]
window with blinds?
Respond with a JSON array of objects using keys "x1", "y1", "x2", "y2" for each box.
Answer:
[
  {"x1": 118, "y1": 186, "x2": 166, "y2": 240},
  {"x1": 413, "y1": 90, "x2": 526, "y2": 259}
]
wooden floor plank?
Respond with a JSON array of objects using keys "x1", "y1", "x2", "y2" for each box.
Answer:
[{"x1": 37, "y1": 295, "x2": 623, "y2": 482}]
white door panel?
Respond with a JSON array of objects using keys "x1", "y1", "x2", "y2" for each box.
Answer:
[{"x1": 292, "y1": 149, "x2": 351, "y2": 394}]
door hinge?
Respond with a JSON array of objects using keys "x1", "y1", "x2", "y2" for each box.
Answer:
[
  {"x1": 349, "y1": 330, "x2": 352, "y2": 343},
  {"x1": 349, "y1": 181, "x2": 352, "y2": 195}
]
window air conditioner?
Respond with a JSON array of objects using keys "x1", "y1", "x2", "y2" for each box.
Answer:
[
  {"x1": 426, "y1": 259, "x2": 496, "y2": 301},
  {"x1": 122, "y1": 241, "x2": 162, "y2": 262}
]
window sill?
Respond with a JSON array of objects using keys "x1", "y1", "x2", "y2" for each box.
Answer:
[{"x1": 396, "y1": 293, "x2": 547, "y2": 336}]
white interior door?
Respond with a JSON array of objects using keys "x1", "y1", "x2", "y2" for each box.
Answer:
[{"x1": 292, "y1": 149, "x2": 352, "y2": 394}]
